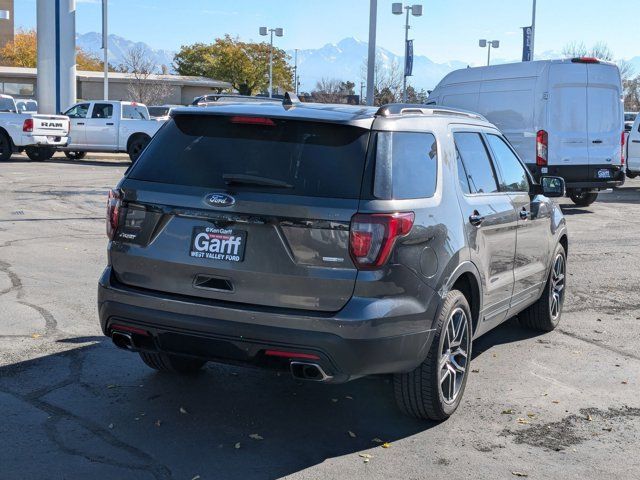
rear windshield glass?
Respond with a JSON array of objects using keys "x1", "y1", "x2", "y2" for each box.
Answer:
[
  {"x1": 148, "y1": 106, "x2": 170, "y2": 117},
  {"x1": 128, "y1": 115, "x2": 370, "y2": 198}
]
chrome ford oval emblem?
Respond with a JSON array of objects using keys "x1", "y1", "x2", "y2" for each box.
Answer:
[{"x1": 204, "y1": 193, "x2": 235, "y2": 208}]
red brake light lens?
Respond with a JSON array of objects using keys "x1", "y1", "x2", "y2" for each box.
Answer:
[
  {"x1": 349, "y1": 212, "x2": 414, "y2": 269},
  {"x1": 571, "y1": 57, "x2": 600, "y2": 64},
  {"x1": 229, "y1": 116, "x2": 276, "y2": 126},
  {"x1": 23, "y1": 118, "x2": 33, "y2": 132},
  {"x1": 621, "y1": 131, "x2": 626, "y2": 165},
  {"x1": 106, "y1": 189, "x2": 122, "y2": 240},
  {"x1": 536, "y1": 130, "x2": 548, "y2": 166}
]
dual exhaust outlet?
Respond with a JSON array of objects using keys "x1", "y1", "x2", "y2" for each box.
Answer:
[{"x1": 111, "y1": 330, "x2": 332, "y2": 382}]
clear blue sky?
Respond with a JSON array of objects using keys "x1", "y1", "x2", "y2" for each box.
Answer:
[{"x1": 14, "y1": 0, "x2": 638, "y2": 64}]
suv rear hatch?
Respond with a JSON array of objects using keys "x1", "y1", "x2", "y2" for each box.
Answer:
[{"x1": 110, "y1": 112, "x2": 371, "y2": 312}]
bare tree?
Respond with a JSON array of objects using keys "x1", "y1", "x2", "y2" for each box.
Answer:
[
  {"x1": 361, "y1": 52, "x2": 403, "y2": 105},
  {"x1": 562, "y1": 41, "x2": 633, "y2": 81},
  {"x1": 119, "y1": 45, "x2": 172, "y2": 105},
  {"x1": 311, "y1": 78, "x2": 357, "y2": 103}
]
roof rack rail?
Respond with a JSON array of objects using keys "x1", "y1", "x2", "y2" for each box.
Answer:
[
  {"x1": 375, "y1": 103, "x2": 486, "y2": 121},
  {"x1": 283, "y1": 91, "x2": 301, "y2": 109}
]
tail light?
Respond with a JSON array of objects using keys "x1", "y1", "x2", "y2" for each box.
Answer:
[
  {"x1": 106, "y1": 189, "x2": 122, "y2": 240},
  {"x1": 536, "y1": 130, "x2": 548, "y2": 166},
  {"x1": 571, "y1": 57, "x2": 600, "y2": 64},
  {"x1": 349, "y1": 212, "x2": 414, "y2": 269},
  {"x1": 621, "y1": 131, "x2": 626, "y2": 166},
  {"x1": 230, "y1": 116, "x2": 276, "y2": 126},
  {"x1": 23, "y1": 118, "x2": 33, "y2": 132}
]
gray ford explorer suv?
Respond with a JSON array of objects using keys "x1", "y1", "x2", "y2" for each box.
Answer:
[{"x1": 98, "y1": 96, "x2": 568, "y2": 420}]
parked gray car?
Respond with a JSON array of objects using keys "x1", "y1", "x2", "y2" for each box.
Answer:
[{"x1": 98, "y1": 98, "x2": 568, "y2": 420}]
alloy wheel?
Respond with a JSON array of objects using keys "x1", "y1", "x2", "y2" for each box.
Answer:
[
  {"x1": 439, "y1": 307, "x2": 470, "y2": 404},
  {"x1": 549, "y1": 253, "x2": 565, "y2": 319}
]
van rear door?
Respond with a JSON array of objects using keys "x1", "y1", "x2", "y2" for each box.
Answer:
[
  {"x1": 586, "y1": 63, "x2": 623, "y2": 179},
  {"x1": 547, "y1": 63, "x2": 589, "y2": 182}
]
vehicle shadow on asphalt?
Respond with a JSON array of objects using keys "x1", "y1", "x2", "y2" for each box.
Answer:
[{"x1": 0, "y1": 320, "x2": 540, "y2": 479}]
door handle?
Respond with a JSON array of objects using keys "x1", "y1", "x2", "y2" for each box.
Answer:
[
  {"x1": 519, "y1": 208, "x2": 530, "y2": 220},
  {"x1": 632, "y1": 140, "x2": 640, "y2": 143},
  {"x1": 592, "y1": 140, "x2": 603, "y2": 144},
  {"x1": 106, "y1": 122, "x2": 114, "y2": 126},
  {"x1": 77, "y1": 122, "x2": 84, "y2": 125},
  {"x1": 469, "y1": 211, "x2": 485, "y2": 226}
]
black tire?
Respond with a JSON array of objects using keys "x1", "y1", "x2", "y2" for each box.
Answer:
[
  {"x1": 519, "y1": 243, "x2": 566, "y2": 332},
  {"x1": 127, "y1": 135, "x2": 150, "y2": 162},
  {"x1": 64, "y1": 151, "x2": 87, "y2": 160},
  {"x1": 25, "y1": 146, "x2": 55, "y2": 162},
  {"x1": 626, "y1": 171, "x2": 638, "y2": 179},
  {"x1": 139, "y1": 351, "x2": 206, "y2": 374},
  {"x1": 394, "y1": 290, "x2": 472, "y2": 421},
  {"x1": 0, "y1": 132, "x2": 12, "y2": 161},
  {"x1": 568, "y1": 190, "x2": 598, "y2": 207}
]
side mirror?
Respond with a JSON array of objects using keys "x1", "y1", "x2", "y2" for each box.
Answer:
[{"x1": 540, "y1": 176, "x2": 565, "y2": 198}]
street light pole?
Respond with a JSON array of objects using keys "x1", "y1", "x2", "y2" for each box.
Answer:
[
  {"x1": 366, "y1": 0, "x2": 377, "y2": 106},
  {"x1": 269, "y1": 29, "x2": 273, "y2": 98},
  {"x1": 531, "y1": 0, "x2": 537, "y2": 59},
  {"x1": 260, "y1": 27, "x2": 283, "y2": 98},
  {"x1": 102, "y1": 0, "x2": 108, "y2": 100},
  {"x1": 294, "y1": 48, "x2": 298, "y2": 95},
  {"x1": 479, "y1": 39, "x2": 500, "y2": 66},
  {"x1": 393, "y1": 3, "x2": 422, "y2": 103}
]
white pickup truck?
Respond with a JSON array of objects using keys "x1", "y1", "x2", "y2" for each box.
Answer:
[
  {"x1": 0, "y1": 94, "x2": 70, "y2": 161},
  {"x1": 60, "y1": 101, "x2": 165, "y2": 161}
]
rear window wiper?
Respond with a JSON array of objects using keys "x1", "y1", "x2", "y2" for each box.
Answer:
[{"x1": 222, "y1": 174, "x2": 293, "y2": 189}]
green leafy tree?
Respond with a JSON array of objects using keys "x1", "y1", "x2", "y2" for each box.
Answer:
[{"x1": 174, "y1": 35, "x2": 293, "y2": 95}]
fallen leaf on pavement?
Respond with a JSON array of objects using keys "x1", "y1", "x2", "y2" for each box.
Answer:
[
  {"x1": 155, "y1": 420, "x2": 162, "y2": 427},
  {"x1": 622, "y1": 381, "x2": 628, "y2": 385},
  {"x1": 511, "y1": 472, "x2": 528, "y2": 477},
  {"x1": 359, "y1": 453, "x2": 373, "y2": 459},
  {"x1": 517, "y1": 418, "x2": 530, "y2": 425},
  {"x1": 527, "y1": 413, "x2": 536, "y2": 418},
  {"x1": 345, "y1": 396, "x2": 353, "y2": 400},
  {"x1": 191, "y1": 476, "x2": 200, "y2": 480},
  {"x1": 331, "y1": 398, "x2": 338, "y2": 403},
  {"x1": 31, "y1": 334, "x2": 41, "y2": 339},
  {"x1": 371, "y1": 438, "x2": 384, "y2": 443},
  {"x1": 471, "y1": 369, "x2": 480, "y2": 373},
  {"x1": 552, "y1": 400, "x2": 560, "y2": 404},
  {"x1": 108, "y1": 423, "x2": 114, "y2": 429},
  {"x1": 586, "y1": 414, "x2": 593, "y2": 421},
  {"x1": 179, "y1": 407, "x2": 188, "y2": 414},
  {"x1": 602, "y1": 427, "x2": 613, "y2": 432},
  {"x1": 235, "y1": 442, "x2": 241, "y2": 449},
  {"x1": 381, "y1": 442, "x2": 391, "y2": 448},
  {"x1": 348, "y1": 431, "x2": 356, "y2": 438},
  {"x1": 249, "y1": 434, "x2": 264, "y2": 440},
  {"x1": 502, "y1": 409, "x2": 514, "y2": 414}
]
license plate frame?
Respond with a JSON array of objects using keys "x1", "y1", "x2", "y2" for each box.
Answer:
[{"x1": 189, "y1": 226, "x2": 247, "y2": 263}]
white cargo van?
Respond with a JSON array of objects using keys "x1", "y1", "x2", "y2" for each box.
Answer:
[{"x1": 427, "y1": 58, "x2": 625, "y2": 206}]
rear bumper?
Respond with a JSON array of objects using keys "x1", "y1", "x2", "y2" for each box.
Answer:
[
  {"x1": 18, "y1": 134, "x2": 69, "y2": 147},
  {"x1": 98, "y1": 267, "x2": 437, "y2": 382},
  {"x1": 529, "y1": 164, "x2": 625, "y2": 190}
]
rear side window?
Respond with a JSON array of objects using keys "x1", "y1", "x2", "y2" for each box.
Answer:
[
  {"x1": 454, "y1": 132, "x2": 499, "y2": 194},
  {"x1": 92, "y1": 103, "x2": 113, "y2": 119},
  {"x1": 486, "y1": 134, "x2": 529, "y2": 192},
  {"x1": 374, "y1": 132, "x2": 437, "y2": 199},
  {"x1": 122, "y1": 104, "x2": 149, "y2": 120},
  {"x1": 128, "y1": 115, "x2": 370, "y2": 199}
]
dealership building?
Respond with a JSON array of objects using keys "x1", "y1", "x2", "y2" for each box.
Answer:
[{"x1": 0, "y1": 66, "x2": 232, "y2": 106}]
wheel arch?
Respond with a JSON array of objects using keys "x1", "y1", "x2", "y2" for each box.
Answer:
[
  {"x1": 126, "y1": 132, "x2": 151, "y2": 152},
  {"x1": 442, "y1": 261, "x2": 483, "y2": 337}
]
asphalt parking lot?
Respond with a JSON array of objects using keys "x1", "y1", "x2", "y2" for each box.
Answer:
[{"x1": 1, "y1": 153, "x2": 639, "y2": 480}]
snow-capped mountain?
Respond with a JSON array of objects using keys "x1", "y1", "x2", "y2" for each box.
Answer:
[
  {"x1": 76, "y1": 32, "x2": 175, "y2": 71},
  {"x1": 288, "y1": 37, "x2": 468, "y2": 92}
]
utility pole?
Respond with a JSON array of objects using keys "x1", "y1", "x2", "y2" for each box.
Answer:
[
  {"x1": 366, "y1": 0, "x2": 377, "y2": 106},
  {"x1": 102, "y1": 0, "x2": 108, "y2": 100}
]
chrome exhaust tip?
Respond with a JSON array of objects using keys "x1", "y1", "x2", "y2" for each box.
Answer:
[
  {"x1": 290, "y1": 361, "x2": 333, "y2": 382},
  {"x1": 111, "y1": 331, "x2": 134, "y2": 351}
]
